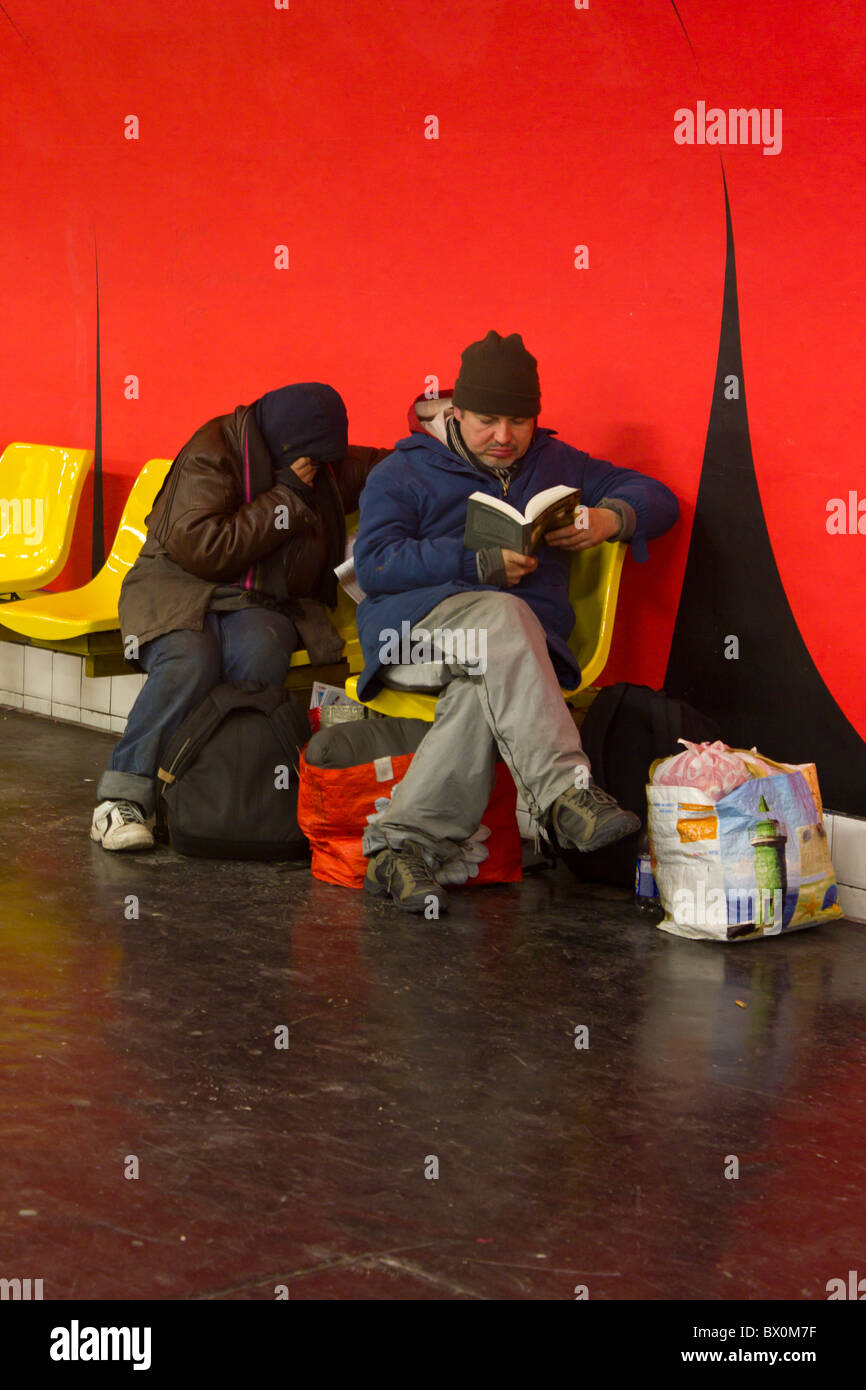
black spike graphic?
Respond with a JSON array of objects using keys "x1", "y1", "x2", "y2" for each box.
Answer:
[
  {"x1": 92, "y1": 243, "x2": 105, "y2": 577},
  {"x1": 668, "y1": 1, "x2": 701, "y2": 72},
  {"x1": 663, "y1": 171, "x2": 866, "y2": 814},
  {"x1": 0, "y1": 2, "x2": 30, "y2": 50}
]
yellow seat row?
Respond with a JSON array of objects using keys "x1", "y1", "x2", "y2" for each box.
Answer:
[
  {"x1": 0, "y1": 442, "x2": 624, "y2": 699},
  {"x1": 0, "y1": 457, "x2": 171, "y2": 640}
]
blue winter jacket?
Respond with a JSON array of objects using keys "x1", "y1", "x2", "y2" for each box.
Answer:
[{"x1": 354, "y1": 406, "x2": 679, "y2": 699}]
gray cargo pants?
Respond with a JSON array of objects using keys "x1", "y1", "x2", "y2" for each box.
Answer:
[{"x1": 362, "y1": 590, "x2": 590, "y2": 864}]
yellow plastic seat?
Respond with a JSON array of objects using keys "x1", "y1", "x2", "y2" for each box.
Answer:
[
  {"x1": 0, "y1": 443, "x2": 93, "y2": 595},
  {"x1": 344, "y1": 540, "x2": 627, "y2": 719},
  {"x1": 0, "y1": 458, "x2": 172, "y2": 638}
]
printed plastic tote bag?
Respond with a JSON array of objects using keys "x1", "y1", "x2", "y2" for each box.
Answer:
[{"x1": 647, "y1": 753, "x2": 842, "y2": 942}]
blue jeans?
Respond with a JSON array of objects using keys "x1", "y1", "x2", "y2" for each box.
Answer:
[{"x1": 96, "y1": 608, "x2": 299, "y2": 815}]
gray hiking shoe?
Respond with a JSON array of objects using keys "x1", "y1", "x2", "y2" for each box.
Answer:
[
  {"x1": 364, "y1": 840, "x2": 449, "y2": 914},
  {"x1": 547, "y1": 781, "x2": 640, "y2": 854}
]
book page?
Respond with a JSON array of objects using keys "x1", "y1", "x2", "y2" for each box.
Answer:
[
  {"x1": 524, "y1": 485, "x2": 580, "y2": 523},
  {"x1": 466, "y1": 490, "x2": 528, "y2": 524}
]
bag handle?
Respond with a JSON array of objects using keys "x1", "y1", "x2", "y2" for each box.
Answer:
[
  {"x1": 208, "y1": 681, "x2": 288, "y2": 718},
  {"x1": 157, "y1": 682, "x2": 292, "y2": 785}
]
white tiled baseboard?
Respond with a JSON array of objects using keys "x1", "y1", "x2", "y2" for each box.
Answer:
[
  {"x1": 824, "y1": 813, "x2": 866, "y2": 890},
  {"x1": 0, "y1": 646, "x2": 143, "y2": 735},
  {"x1": 0, "y1": 641, "x2": 24, "y2": 694},
  {"x1": 838, "y1": 885, "x2": 866, "y2": 922},
  {"x1": 23, "y1": 646, "x2": 52, "y2": 698},
  {"x1": 22, "y1": 694, "x2": 51, "y2": 715},
  {"x1": 823, "y1": 811, "x2": 866, "y2": 921}
]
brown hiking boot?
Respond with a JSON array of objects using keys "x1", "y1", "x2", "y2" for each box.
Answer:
[
  {"x1": 364, "y1": 840, "x2": 449, "y2": 914},
  {"x1": 547, "y1": 781, "x2": 640, "y2": 854}
]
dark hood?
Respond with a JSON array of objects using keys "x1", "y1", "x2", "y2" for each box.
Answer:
[{"x1": 254, "y1": 382, "x2": 349, "y2": 465}]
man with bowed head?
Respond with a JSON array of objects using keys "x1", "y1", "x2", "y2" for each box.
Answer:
[
  {"x1": 91, "y1": 381, "x2": 386, "y2": 851},
  {"x1": 354, "y1": 330, "x2": 680, "y2": 912}
]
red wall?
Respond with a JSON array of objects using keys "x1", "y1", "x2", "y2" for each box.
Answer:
[{"x1": 2, "y1": 1, "x2": 864, "y2": 739}]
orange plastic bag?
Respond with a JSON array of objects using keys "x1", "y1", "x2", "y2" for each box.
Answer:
[{"x1": 298, "y1": 749, "x2": 522, "y2": 889}]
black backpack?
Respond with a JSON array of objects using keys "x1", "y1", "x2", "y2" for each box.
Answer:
[
  {"x1": 155, "y1": 681, "x2": 311, "y2": 860},
  {"x1": 553, "y1": 683, "x2": 722, "y2": 889}
]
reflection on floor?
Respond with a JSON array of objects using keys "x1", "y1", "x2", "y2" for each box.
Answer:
[{"x1": 0, "y1": 707, "x2": 864, "y2": 1300}]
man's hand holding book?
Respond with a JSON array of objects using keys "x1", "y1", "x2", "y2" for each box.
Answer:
[{"x1": 544, "y1": 505, "x2": 621, "y2": 552}]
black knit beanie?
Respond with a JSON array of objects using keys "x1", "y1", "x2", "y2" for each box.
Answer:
[{"x1": 453, "y1": 331, "x2": 541, "y2": 417}]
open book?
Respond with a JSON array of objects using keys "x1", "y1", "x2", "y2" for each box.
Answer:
[{"x1": 463, "y1": 485, "x2": 581, "y2": 555}]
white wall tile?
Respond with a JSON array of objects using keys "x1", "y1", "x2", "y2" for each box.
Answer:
[
  {"x1": 51, "y1": 701, "x2": 81, "y2": 723},
  {"x1": 81, "y1": 709, "x2": 112, "y2": 731},
  {"x1": 0, "y1": 642, "x2": 25, "y2": 694},
  {"x1": 0, "y1": 689, "x2": 24, "y2": 708},
  {"x1": 23, "y1": 646, "x2": 53, "y2": 698},
  {"x1": 52, "y1": 652, "x2": 83, "y2": 707},
  {"x1": 823, "y1": 813, "x2": 835, "y2": 858},
  {"x1": 109, "y1": 715, "x2": 128, "y2": 734},
  {"x1": 831, "y1": 815, "x2": 866, "y2": 891},
  {"x1": 22, "y1": 694, "x2": 51, "y2": 715},
  {"x1": 110, "y1": 674, "x2": 143, "y2": 718},
  {"x1": 838, "y1": 884, "x2": 866, "y2": 923},
  {"x1": 80, "y1": 667, "x2": 113, "y2": 713}
]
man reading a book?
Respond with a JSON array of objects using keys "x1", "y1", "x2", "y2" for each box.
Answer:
[{"x1": 353, "y1": 330, "x2": 679, "y2": 912}]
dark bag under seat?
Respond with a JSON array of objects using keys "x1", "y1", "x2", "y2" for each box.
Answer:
[
  {"x1": 554, "y1": 682, "x2": 722, "y2": 889},
  {"x1": 155, "y1": 681, "x2": 311, "y2": 860}
]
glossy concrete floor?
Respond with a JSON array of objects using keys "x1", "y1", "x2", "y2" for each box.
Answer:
[{"x1": 1, "y1": 705, "x2": 864, "y2": 1302}]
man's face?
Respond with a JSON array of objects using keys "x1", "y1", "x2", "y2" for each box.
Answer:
[{"x1": 454, "y1": 408, "x2": 535, "y2": 466}]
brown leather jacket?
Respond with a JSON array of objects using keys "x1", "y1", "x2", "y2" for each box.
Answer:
[{"x1": 119, "y1": 404, "x2": 388, "y2": 661}]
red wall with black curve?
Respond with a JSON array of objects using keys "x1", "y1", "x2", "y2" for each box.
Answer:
[{"x1": 1, "y1": 1, "x2": 864, "y2": 809}]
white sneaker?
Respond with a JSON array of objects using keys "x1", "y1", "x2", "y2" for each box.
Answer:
[{"x1": 91, "y1": 799, "x2": 155, "y2": 852}]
